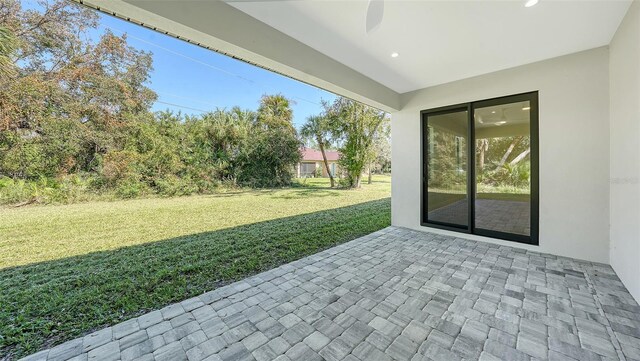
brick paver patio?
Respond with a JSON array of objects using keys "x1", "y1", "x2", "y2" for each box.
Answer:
[
  {"x1": 21, "y1": 227, "x2": 640, "y2": 361},
  {"x1": 429, "y1": 199, "x2": 531, "y2": 235}
]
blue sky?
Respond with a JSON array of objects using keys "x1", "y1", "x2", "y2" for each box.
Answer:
[{"x1": 90, "y1": 8, "x2": 337, "y2": 128}]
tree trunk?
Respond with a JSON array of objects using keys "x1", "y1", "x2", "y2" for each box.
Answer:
[
  {"x1": 368, "y1": 163, "x2": 372, "y2": 184},
  {"x1": 497, "y1": 136, "x2": 523, "y2": 168},
  {"x1": 478, "y1": 139, "x2": 488, "y2": 170},
  {"x1": 353, "y1": 174, "x2": 362, "y2": 188},
  {"x1": 317, "y1": 136, "x2": 335, "y2": 188},
  {"x1": 509, "y1": 148, "x2": 530, "y2": 165}
]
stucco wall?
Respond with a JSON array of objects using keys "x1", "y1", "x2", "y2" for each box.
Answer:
[
  {"x1": 609, "y1": 0, "x2": 640, "y2": 301},
  {"x1": 297, "y1": 161, "x2": 339, "y2": 178},
  {"x1": 391, "y1": 47, "x2": 610, "y2": 263}
]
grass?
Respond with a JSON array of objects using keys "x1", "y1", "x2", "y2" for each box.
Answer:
[
  {"x1": 427, "y1": 191, "x2": 530, "y2": 211},
  {"x1": 0, "y1": 176, "x2": 391, "y2": 359}
]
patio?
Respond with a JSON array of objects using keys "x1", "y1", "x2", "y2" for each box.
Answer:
[
  {"x1": 428, "y1": 199, "x2": 531, "y2": 235},
  {"x1": 22, "y1": 227, "x2": 640, "y2": 361}
]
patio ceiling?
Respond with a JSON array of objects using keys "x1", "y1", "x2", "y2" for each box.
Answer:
[
  {"x1": 81, "y1": 0, "x2": 631, "y2": 111},
  {"x1": 80, "y1": 0, "x2": 401, "y2": 111},
  {"x1": 229, "y1": 0, "x2": 631, "y2": 94}
]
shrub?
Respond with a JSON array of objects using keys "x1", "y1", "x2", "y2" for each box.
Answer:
[
  {"x1": 154, "y1": 175, "x2": 199, "y2": 197},
  {"x1": 480, "y1": 161, "x2": 530, "y2": 188},
  {"x1": 237, "y1": 128, "x2": 301, "y2": 188},
  {"x1": 0, "y1": 177, "x2": 33, "y2": 204},
  {"x1": 0, "y1": 175, "x2": 101, "y2": 205},
  {"x1": 115, "y1": 178, "x2": 148, "y2": 199},
  {"x1": 1, "y1": 101, "x2": 304, "y2": 204}
]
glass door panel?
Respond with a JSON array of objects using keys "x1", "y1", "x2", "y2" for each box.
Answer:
[
  {"x1": 473, "y1": 100, "x2": 531, "y2": 236},
  {"x1": 424, "y1": 109, "x2": 469, "y2": 228},
  {"x1": 422, "y1": 92, "x2": 537, "y2": 244}
]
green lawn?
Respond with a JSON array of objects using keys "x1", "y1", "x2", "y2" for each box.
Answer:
[
  {"x1": 427, "y1": 191, "x2": 530, "y2": 211},
  {"x1": 0, "y1": 176, "x2": 391, "y2": 359}
]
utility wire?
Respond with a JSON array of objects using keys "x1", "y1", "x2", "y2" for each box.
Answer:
[
  {"x1": 106, "y1": 25, "x2": 252, "y2": 82},
  {"x1": 155, "y1": 90, "x2": 222, "y2": 108},
  {"x1": 155, "y1": 100, "x2": 209, "y2": 113},
  {"x1": 102, "y1": 24, "x2": 322, "y2": 107}
]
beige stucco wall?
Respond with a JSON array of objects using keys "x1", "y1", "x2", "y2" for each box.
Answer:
[
  {"x1": 609, "y1": 0, "x2": 640, "y2": 301},
  {"x1": 297, "y1": 161, "x2": 339, "y2": 178},
  {"x1": 391, "y1": 47, "x2": 611, "y2": 263}
]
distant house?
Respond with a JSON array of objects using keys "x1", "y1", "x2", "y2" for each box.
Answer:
[{"x1": 297, "y1": 147, "x2": 340, "y2": 178}]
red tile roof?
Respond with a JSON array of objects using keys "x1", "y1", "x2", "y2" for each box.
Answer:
[{"x1": 300, "y1": 147, "x2": 340, "y2": 161}]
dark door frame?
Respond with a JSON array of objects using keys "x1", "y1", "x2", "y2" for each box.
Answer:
[{"x1": 420, "y1": 91, "x2": 539, "y2": 245}]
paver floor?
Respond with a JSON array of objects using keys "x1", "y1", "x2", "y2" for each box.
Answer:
[
  {"x1": 429, "y1": 199, "x2": 531, "y2": 235},
  {"x1": 21, "y1": 227, "x2": 640, "y2": 361}
]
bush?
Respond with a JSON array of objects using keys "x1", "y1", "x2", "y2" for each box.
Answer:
[
  {"x1": 237, "y1": 129, "x2": 301, "y2": 188},
  {"x1": 115, "y1": 178, "x2": 148, "y2": 199},
  {"x1": 480, "y1": 161, "x2": 530, "y2": 188},
  {"x1": 0, "y1": 175, "x2": 100, "y2": 205},
  {"x1": 0, "y1": 177, "x2": 33, "y2": 204},
  {"x1": 154, "y1": 175, "x2": 199, "y2": 197},
  {"x1": 1, "y1": 102, "x2": 305, "y2": 204}
]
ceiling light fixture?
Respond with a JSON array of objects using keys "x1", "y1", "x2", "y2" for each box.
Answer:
[
  {"x1": 525, "y1": 0, "x2": 539, "y2": 7},
  {"x1": 391, "y1": 52, "x2": 399, "y2": 58},
  {"x1": 522, "y1": 106, "x2": 531, "y2": 110}
]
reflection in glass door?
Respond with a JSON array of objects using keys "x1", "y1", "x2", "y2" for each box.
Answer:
[
  {"x1": 421, "y1": 92, "x2": 538, "y2": 245},
  {"x1": 474, "y1": 99, "x2": 532, "y2": 237},
  {"x1": 423, "y1": 108, "x2": 469, "y2": 229}
]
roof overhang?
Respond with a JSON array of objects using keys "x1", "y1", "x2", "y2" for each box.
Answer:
[
  {"x1": 78, "y1": 0, "x2": 401, "y2": 112},
  {"x1": 77, "y1": 0, "x2": 631, "y2": 113}
]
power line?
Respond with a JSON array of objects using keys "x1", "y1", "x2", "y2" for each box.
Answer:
[
  {"x1": 101, "y1": 24, "x2": 322, "y2": 107},
  {"x1": 105, "y1": 25, "x2": 251, "y2": 82},
  {"x1": 155, "y1": 100, "x2": 209, "y2": 113},
  {"x1": 155, "y1": 90, "x2": 221, "y2": 108}
]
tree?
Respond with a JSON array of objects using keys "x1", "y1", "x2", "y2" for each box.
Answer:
[
  {"x1": 0, "y1": 0, "x2": 156, "y2": 178},
  {"x1": 0, "y1": 0, "x2": 307, "y2": 202},
  {"x1": 509, "y1": 148, "x2": 530, "y2": 166},
  {"x1": 237, "y1": 127, "x2": 301, "y2": 187},
  {"x1": 256, "y1": 94, "x2": 295, "y2": 132},
  {"x1": 186, "y1": 107, "x2": 254, "y2": 183},
  {"x1": 368, "y1": 116, "x2": 391, "y2": 183},
  {"x1": 324, "y1": 97, "x2": 387, "y2": 188},
  {"x1": 0, "y1": 26, "x2": 16, "y2": 79},
  {"x1": 476, "y1": 138, "x2": 489, "y2": 170},
  {"x1": 300, "y1": 115, "x2": 335, "y2": 187},
  {"x1": 497, "y1": 136, "x2": 523, "y2": 168},
  {"x1": 235, "y1": 93, "x2": 302, "y2": 187}
]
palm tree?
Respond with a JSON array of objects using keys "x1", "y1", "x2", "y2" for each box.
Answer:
[
  {"x1": 300, "y1": 115, "x2": 335, "y2": 187},
  {"x1": 256, "y1": 94, "x2": 294, "y2": 131}
]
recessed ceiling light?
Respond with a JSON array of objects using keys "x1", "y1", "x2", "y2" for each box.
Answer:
[
  {"x1": 391, "y1": 52, "x2": 399, "y2": 58},
  {"x1": 495, "y1": 121, "x2": 507, "y2": 125},
  {"x1": 491, "y1": 111, "x2": 496, "y2": 114},
  {"x1": 522, "y1": 106, "x2": 531, "y2": 110},
  {"x1": 525, "y1": 0, "x2": 539, "y2": 7}
]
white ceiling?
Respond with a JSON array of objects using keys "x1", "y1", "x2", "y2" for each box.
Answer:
[
  {"x1": 475, "y1": 101, "x2": 531, "y2": 128},
  {"x1": 229, "y1": 0, "x2": 632, "y2": 94}
]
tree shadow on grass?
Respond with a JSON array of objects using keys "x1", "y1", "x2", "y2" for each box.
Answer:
[
  {"x1": 0, "y1": 198, "x2": 391, "y2": 360},
  {"x1": 268, "y1": 188, "x2": 342, "y2": 200}
]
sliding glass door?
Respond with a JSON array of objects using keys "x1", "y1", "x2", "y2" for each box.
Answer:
[
  {"x1": 423, "y1": 107, "x2": 470, "y2": 229},
  {"x1": 421, "y1": 92, "x2": 538, "y2": 245}
]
